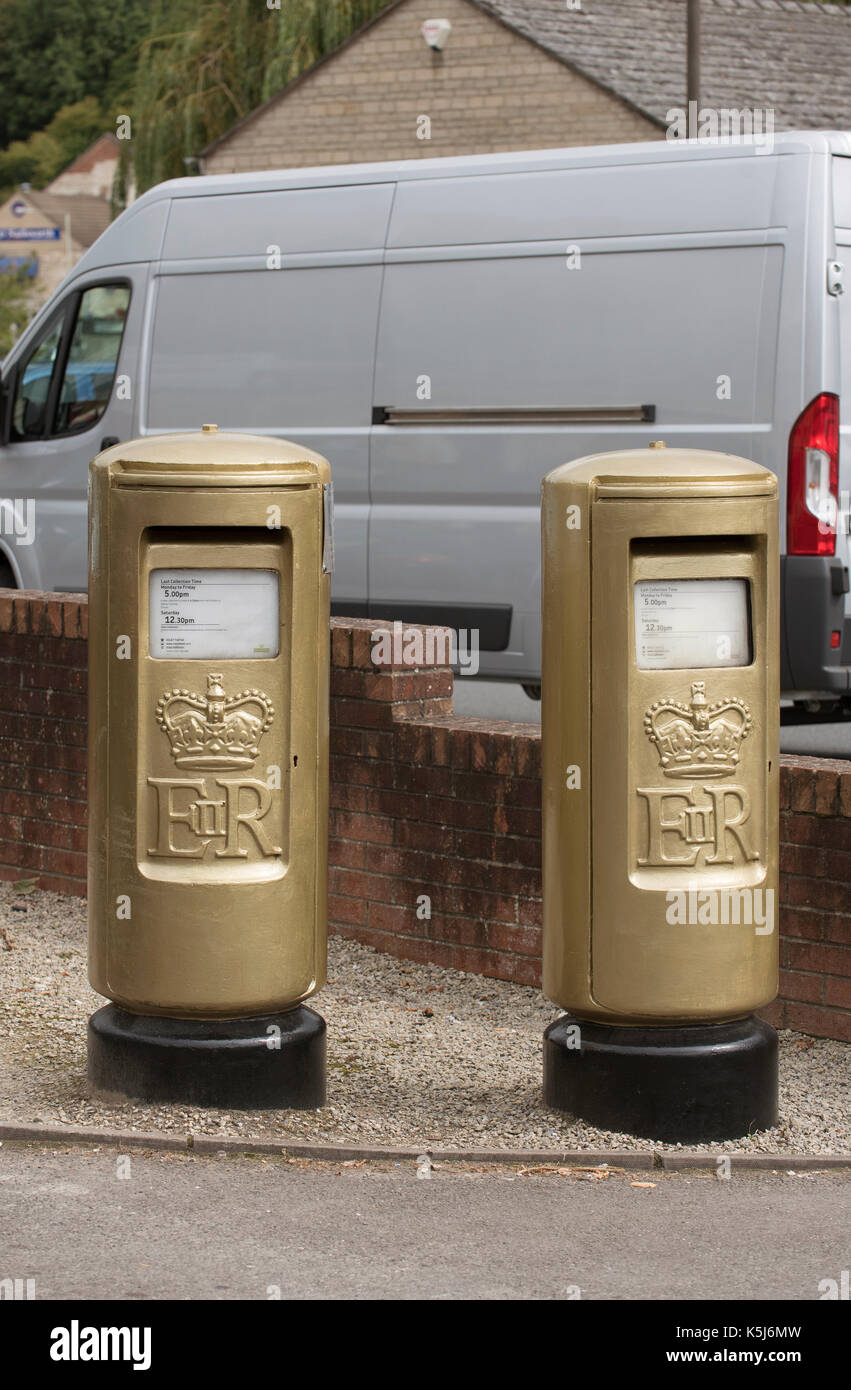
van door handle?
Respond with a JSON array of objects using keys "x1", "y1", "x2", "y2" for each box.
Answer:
[{"x1": 100, "y1": 436, "x2": 120, "y2": 451}]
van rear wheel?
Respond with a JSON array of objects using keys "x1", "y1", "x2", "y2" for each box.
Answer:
[
  {"x1": 522, "y1": 682, "x2": 541, "y2": 701},
  {"x1": 0, "y1": 557, "x2": 15, "y2": 590}
]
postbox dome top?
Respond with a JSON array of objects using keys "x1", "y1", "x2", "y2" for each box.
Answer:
[
  {"x1": 543, "y1": 447, "x2": 776, "y2": 498},
  {"x1": 92, "y1": 427, "x2": 330, "y2": 482}
]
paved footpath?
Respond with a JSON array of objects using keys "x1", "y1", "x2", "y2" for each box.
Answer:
[{"x1": 0, "y1": 1142, "x2": 848, "y2": 1300}]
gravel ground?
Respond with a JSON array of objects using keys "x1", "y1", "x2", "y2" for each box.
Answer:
[{"x1": 1, "y1": 884, "x2": 848, "y2": 1154}]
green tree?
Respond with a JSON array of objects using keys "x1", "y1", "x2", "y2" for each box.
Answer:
[
  {"x1": 0, "y1": 98, "x2": 108, "y2": 200},
  {"x1": 0, "y1": 0, "x2": 149, "y2": 147},
  {"x1": 0, "y1": 260, "x2": 36, "y2": 358},
  {"x1": 132, "y1": 0, "x2": 391, "y2": 193}
]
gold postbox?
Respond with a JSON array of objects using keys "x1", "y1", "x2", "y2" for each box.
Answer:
[
  {"x1": 88, "y1": 427, "x2": 331, "y2": 1021},
  {"x1": 542, "y1": 447, "x2": 779, "y2": 1026}
]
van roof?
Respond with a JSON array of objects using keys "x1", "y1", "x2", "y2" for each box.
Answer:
[{"x1": 74, "y1": 129, "x2": 851, "y2": 275}]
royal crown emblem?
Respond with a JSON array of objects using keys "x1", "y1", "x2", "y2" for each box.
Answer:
[
  {"x1": 644, "y1": 681, "x2": 751, "y2": 779},
  {"x1": 155, "y1": 673, "x2": 274, "y2": 771}
]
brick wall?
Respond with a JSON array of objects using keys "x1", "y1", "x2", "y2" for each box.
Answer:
[
  {"x1": 0, "y1": 591, "x2": 88, "y2": 894},
  {"x1": 0, "y1": 592, "x2": 849, "y2": 1042},
  {"x1": 203, "y1": 0, "x2": 660, "y2": 174},
  {"x1": 774, "y1": 757, "x2": 851, "y2": 1042}
]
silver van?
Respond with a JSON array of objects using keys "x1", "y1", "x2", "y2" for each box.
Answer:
[{"x1": 1, "y1": 132, "x2": 850, "y2": 712}]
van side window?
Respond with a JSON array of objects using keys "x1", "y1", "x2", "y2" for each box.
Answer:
[
  {"x1": 54, "y1": 285, "x2": 130, "y2": 435},
  {"x1": 11, "y1": 282, "x2": 130, "y2": 441},
  {"x1": 11, "y1": 316, "x2": 65, "y2": 439}
]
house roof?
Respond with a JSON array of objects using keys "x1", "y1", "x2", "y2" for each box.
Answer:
[
  {"x1": 46, "y1": 132, "x2": 120, "y2": 180},
  {"x1": 24, "y1": 191, "x2": 112, "y2": 248},
  {"x1": 477, "y1": 0, "x2": 851, "y2": 131},
  {"x1": 202, "y1": 0, "x2": 851, "y2": 160}
]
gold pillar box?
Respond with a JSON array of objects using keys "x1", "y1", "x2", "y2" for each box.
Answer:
[
  {"x1": 542, "y1": 447, "x2": 779, "y2": 1024},
  {"x1": 87, "y1": 427, "x2": 331, "y2": 1022}
]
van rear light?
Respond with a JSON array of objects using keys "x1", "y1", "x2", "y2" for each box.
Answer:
[{"x1": 787, "y1": 393, "x2": 839, "y2": 555}]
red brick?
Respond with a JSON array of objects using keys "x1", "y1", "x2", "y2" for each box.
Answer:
[
  {"x1": 514, "y1": 736, "x2": 541, "y2": 779},
  {"x1": 350, "y1": 626, "x2": 376, "y2": 670},
  {"x1": 367, "y1": 900, "x2": 417, "y2": 934},
  {"x1": 825, "y1": 914, "x2": 851, "y2": 945},
  {"x1": 330, "y1": 753, "x2": 394, "y2": 788},
  {"x1": 14, "y1": 595, "x2": 35, "y2": 634},
  {"x1": 813, "y1": 769, "x2": 840, "y2": 816},
  {"x1": 393, "y1": 763, "x2": 453, "y2": 797},
  {"x1": 20, "y1": 818, "x2": 87, "y2": 852},
  {"x1": 514, "y1": 956, "x2": 543, "y2": 987},
  {"x1": 440, "y1": 916, "x2": 490, "y2": 950},
  {"x1": 780, "y1": 843, "x2": 825, "y2": 878},
  {"x1": 394, "y1": 820, "x2": 456, "y2": 855},
  {"x1": 814, "y1": 818, "x2": 851, "y2": 852},
  {"x1": 330, "y1": 782, "x2": 368, "y2": 813},
  {"x1": 41, "y1": 847, "x2": 86, "y2": 879},
  {"x1": 778, "y1": 968, "x2": 824, "y2": 1004},
  {"x1": 44, "y1": 689, "x2": 86, "y2": 720},
  {"x1": 431, "y1": 725, "x2": 451, "y2": 767},
  {"x1": 825, "y1": 976, "x2": 851, "y2": 1009},
  {"x1": 500, "y1": 805, "x2": 541, "y2": 838},
  {"x1": 454, "y1": 945, "x2": 510, "y2": 981},
  {"x1": 329, "y1": 810, "x2": 393, "y2": 845},
  {"x1": 437, "y1": 796, "x2": 493, "y2": 832},
  {"x1": 790, "y1": 877, "x2": 848, "y2": 913},
  {"x1": 39, "y1": 872, "x2": 86, "y2": 896},
  {"x1": 328, "y1": 837, "x2": 367, "y2": 870},
  {"x1": 451, "y1": 771, "x2": 507, "y2": 805},
  {"x1": 330, "y1": 867, "x2": 390, "y2": 902},
  {"x1": 330, "y1": 624, "x2": 351, "y2": 669},
  {"x1": 330, "y1": 668, "x2": 367, "y2": 698},
  {"x1": 783, "y1": 1001, "x2": 851, "y2": 1043},
  {"x1": 393, "y1": 723, "x2": 430, "y2": 763},
  {"x1": 330, "y1": 697, "x2": 386, "y2": 730},
  {"x1": 502, "y1": 777, "x2": 541, "y2": 809},
  {"x1": 785, "y1": 941, "x2": 850, "y2": 977},
  {"x1": 779, "y1": 906, "x2": 824, "y2": 941},
  {"x1": 45, "y1": 599, "x2": 64, "y2": 638},
  {"x1": 367, "y1": 787, "x2": 425, "y2": 821},
  {"x1": 330, "y1": 727, "x2": 365, "y2": 759},
  {"x1": 823, "y1": 847, "x2": 851, "y2": 883},
  {"x1": 469, "y1": 731, "x2": 491, "y2": 772},
  {"x1": 841, "y1": 770, "x2": 851, "y2": 819},
  {"x1": 364, "y1": 844, "x2": 428, "y2": 879},
  {"x1": 327, "y1": 892, "x2": 368, "y2": 927},
  {"x1": 516, "y1": 897, "x2": 543, "y2": 928},
  {"x1": 490, "y1": 732, "x2": 516, "y2": 777},
  {"x1": 487, "y1": 922, "x2": 541, "y2": 956},
  {"x1": 362, "y1": 730, "x2": 394, "y2": 760},
  {"x1": 450, "y1": 885, "x2": 516, "y2": 923}
]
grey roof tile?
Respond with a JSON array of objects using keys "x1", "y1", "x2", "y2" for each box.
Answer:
[{"x1": 475, "y1": 0, "x2": 851, "y2": 128}]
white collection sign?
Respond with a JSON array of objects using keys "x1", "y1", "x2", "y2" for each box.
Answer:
[
  {"x1": 634, "y1": 578, "x2": 750, "y2": 670},
  {"x1": 149, "y1": 569, "x2": 279, "y2": 659}
]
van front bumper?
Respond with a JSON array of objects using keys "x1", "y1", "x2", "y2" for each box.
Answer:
[{"x1": 781, "y1": 555, "x2": 851, "y2": 693}]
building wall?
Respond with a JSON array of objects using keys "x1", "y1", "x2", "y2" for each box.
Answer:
[
  {"x1": 204, "y1": 0, "x2": 660, "y2": 174},
  {"x1": 1, "y1": 595, "x2": 849, "y2": 1044},
  {"x1": 0, "y1": 193, "x2": 82, "y2": 306},
  {"x1": 47, "y1": 156, "x2": 117, "y2": 201}
]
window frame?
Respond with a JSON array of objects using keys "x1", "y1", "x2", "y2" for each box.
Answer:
[{"x1": 11, "y1": 277, "x2": 132, "y2": 443}]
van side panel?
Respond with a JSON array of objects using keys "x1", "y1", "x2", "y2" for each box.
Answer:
[
  {"x1": 373, "y1": 161, "x2": 784, "y2": 679},
  {"x1": 144, "y1": 185, "x2": 394, "y2": 608}
]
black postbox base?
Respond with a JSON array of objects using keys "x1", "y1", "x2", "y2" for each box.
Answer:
[
  {"x1": 87, "y1": 1004, "x2": 326, "y2": 1110},
  {"x1": 543, "y1": 1013, "x2": 778, "y2": 1143}
]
